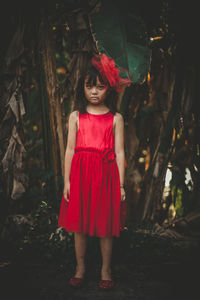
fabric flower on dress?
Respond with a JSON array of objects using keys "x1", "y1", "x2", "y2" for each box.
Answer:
[{"x1": 102, "y1": 148, "x2": 116, "y2": 163}]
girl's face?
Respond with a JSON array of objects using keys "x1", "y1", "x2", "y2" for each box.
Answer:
[{"x1": 84, "y1": 76, "x2": 109, "y2": 105}]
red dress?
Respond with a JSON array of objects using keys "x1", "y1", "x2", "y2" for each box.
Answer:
[{"x1": 58, "y1": 110, "x2": 126, "y2": 237}]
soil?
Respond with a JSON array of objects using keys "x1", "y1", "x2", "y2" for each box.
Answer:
[{"x1": 0, "y1": 230, "x2": 200, "y2": 300}]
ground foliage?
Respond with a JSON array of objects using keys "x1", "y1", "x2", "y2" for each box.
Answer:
[{"x1": 1, "y1": 213, "x2": 200, "y2": 300}]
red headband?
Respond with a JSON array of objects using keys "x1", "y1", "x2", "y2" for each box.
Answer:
[{"x1": 91, "y1": 53, "x2": 132, "y2": 92}]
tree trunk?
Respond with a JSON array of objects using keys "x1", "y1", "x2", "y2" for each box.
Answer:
[
  {"x1": 39, "y1": 18, "x2": 65, "y2": 186},
  {"x1": 131, "y1": 51, "x2": 176, "y2": 222}
]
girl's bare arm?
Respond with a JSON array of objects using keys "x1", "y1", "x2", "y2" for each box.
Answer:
[
  {"x1": 64, "y1": 111, "x2": 78, "y2": 187},
  {"x1": 114, "y1": 113, "x2": 125, "y2": 187}
]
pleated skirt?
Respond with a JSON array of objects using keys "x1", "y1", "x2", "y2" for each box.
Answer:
[{"x1": 58, "y1": 149, "x2": 126, "y2": 237}]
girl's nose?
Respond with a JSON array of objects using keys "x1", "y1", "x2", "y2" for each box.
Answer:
[{"x1": 91, "y1": 86, "x2": 98, "y2": 94}]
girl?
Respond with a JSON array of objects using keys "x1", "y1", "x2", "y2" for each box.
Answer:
[{"x1": 58, "y1": 53, "x2": 131, "y2": 290}]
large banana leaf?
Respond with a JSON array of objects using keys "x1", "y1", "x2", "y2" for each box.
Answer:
[{"x1": 90, "y1": 0, "x2": 151, "y2": 83}]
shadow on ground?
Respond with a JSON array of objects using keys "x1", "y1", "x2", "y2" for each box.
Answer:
[{"x1": 1, "y1": 228, "x2": 200, "y2": 300}]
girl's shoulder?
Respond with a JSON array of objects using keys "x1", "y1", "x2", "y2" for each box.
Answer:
[
  {"x1": 69, "y1": 110, "x2": 79, "y2": 131},
  {"x1": 113, "y1": 112, "x2": 124, "y2": 122},
  {"x1": 113, "y1": 112, "x2": 124, "y2": 130},
  {"x1": 68, "y1": 110, "x2": 79, "y2": 125},
  {"x1": 70, "y1": 110, "x2": 79, "y2": 116},
  {"x1": 114, "y1": 112, "x2": 123, "y2": 118},
  {"x1": 69, "y1": 110, "x2": 79, "y2": 120}
]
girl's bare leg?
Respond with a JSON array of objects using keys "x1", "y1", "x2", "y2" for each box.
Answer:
[
  {"x1": 74, "y1": 232, "x2": 87, "y2": 278},
  {"x1": 99, "y1": 237, "x2": 113, "y2": 280}
]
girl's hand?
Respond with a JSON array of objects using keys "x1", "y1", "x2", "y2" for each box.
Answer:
[
  {"x1": 63, "y1": 182, "x2": 70, "y2": 203},
  {"x1": 120, "y1": 187, "x2": 126, "y2": 202}
]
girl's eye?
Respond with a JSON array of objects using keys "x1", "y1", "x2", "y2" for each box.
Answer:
[{"x1": 85, "y1": 84, "x2": 105, "y2": 89}]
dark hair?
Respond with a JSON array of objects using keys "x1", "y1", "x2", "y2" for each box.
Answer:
[{"x1": 73, "y1": 64, "x2": 120, "y2": 114}]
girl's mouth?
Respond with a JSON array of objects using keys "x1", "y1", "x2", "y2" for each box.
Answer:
[{"x1": 91, "y1": 97, "x2": 99, "y2": 99}]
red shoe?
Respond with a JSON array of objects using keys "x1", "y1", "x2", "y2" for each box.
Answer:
[
  {"x1": 69, "y1": 276, "x2": 84, "y2": 288},
  {"x1": 99, "y1": 279, "x2": 115, "y2": 290}
]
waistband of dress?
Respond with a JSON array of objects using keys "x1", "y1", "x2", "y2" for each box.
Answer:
[
  {"x1": 75, "y1": 146, "x2": 111, "y2": 153},
  {"x1": 74, "y1": 147, "x2": 116, "y2": 163}
]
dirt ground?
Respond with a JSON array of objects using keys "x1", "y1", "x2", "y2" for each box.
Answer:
[{"x1": 1, "y1": 231, "x2": 200, "y2": 300}]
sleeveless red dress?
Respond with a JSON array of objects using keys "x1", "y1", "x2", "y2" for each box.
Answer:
[{"x1": 58, "y1": 110, "x2": 126, "y2": 237}]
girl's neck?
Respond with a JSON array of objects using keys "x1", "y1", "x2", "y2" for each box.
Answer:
[{"x1": 86, "y1": 104, "x2": 109, "y2": 114}]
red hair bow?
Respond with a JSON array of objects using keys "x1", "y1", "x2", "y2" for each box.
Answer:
[{"x1": 91, "y1": 53, "x2": 132, "y2": 92}]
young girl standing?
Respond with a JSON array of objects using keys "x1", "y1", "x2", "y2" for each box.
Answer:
[{"x1": 58, "y1": 53, "x2": 131, "y2": 290}]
